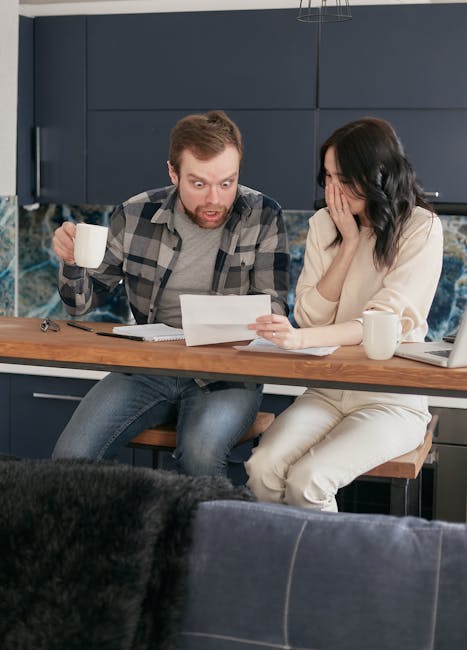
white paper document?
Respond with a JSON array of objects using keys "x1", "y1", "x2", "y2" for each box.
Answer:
[
  {"x1": 180, "y1": 294, "x2": 271, "y2": 346},
  {"x1": 234, "y1": 338, "x2": 339, "y2": 356}
]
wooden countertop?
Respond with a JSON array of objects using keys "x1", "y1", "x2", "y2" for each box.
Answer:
[{"x1": 1, "y1": 316, "x2": 467, "y2": 398}]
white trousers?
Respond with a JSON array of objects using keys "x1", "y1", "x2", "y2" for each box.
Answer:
[{"x1": 245, "y1": 388, "x2": 430, "y2": 512}]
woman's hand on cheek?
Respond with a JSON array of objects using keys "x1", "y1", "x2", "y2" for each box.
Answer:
[
  {"x1": 325, "y1": 184, "x2": 359, "y2": 244},
  {"x1": 247, "y1": 314, "x2": 302, "y2": 349}
]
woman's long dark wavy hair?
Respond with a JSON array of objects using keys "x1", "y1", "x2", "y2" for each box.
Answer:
[{"x1": 317, "y1": 117, "x2": 433, "y2": 269}]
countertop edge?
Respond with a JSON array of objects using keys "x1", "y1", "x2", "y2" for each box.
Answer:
[
  {"x1": 0, "y1": 363, "x2": 108, "y2": 381},
  {"x1": 0, "y1": 364, "x2": 466, "y2": 408}
]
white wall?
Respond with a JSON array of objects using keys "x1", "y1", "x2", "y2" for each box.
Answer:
[
  {"x1": 20, "y1": 1, "x2": 442, "y2": 18},
  {"x1": 20, "y1": 1, "x2": 301, "y2": 17},
  {"x1": 0, "y1": 0, "x2": 19, "y2": 196}
]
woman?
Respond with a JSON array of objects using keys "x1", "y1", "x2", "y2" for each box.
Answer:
[{"x1": 246, "y1": 117, "x2": 443, "y2": 511}]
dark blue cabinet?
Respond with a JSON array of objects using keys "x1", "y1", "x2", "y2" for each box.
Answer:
[
  {"x1": 87, "y1": 109, "x2": 317, "y2": 209},
  {"x1": 87, "y1": 109, "x2": 189, "y2": 205},
  {"x1": 17, "y1": 16, "x2": 35, "y2": 206},
  {"x1": 316, "y1": 4, "x2": 467, "y2": 204},
  {"x1": 7, "y1": 374, "x2": 132, "y2": 464},
  {"x1": 20, "y1": 5, "x2": 467, "y2": 207},
  {"x1": 86, "y1": 10, "x2": 318, "y2": 209},
  {"x1": 87, "y1": 11, "x2": 317, "y2": 110},
  {"x1": 10, "y1": 375, "x2": 97, "y2": 459},
  {"x1": 25, "y1": 9, "x2": 318, "y2": 209},
  {"x1": 319, "y1": 109, "x2": 467, "y2": 204},
  {"x1": 229, "y1": 110, "x2": 316, "y2": 210},
  {"x1": 319, "y1": 4, "x2": 467, "y2": 109},
  {"x1": 0, "y1": 375, "x2": 11, "y2": 456},
  {"x1": 34, "y1": 16, "x2": 86, "y2": 204}
]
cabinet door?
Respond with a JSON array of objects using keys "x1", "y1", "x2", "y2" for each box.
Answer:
[
  {"x1": 229, "y1": 110, "x2": 316, "y2": 210},
  {"x1": 0, "y1": 375, "x2": 11, "y2": 455},
  {"x1": 87, "y1": 109, "x2": 187, "y2": 205},
  {"x1": 320, "y1": 4, "x2": 467, "y2": 109},
  {"x1": 87, "y1": 109, "x2": 316, "y2": 209},
  {"x1": 318, "y1": 109, "x2": 467, "y2": 204},
  {"x1": 17, "y1": 16, "x2": 35, "y2": 206},
  {"x1": 87, "y1": 10, "x2": 317, "y2": 110},
  {"x1": 35, "y1": 17, "x2": 86, "y2": 204},
  {"x1": 10, "y1": 375, "x2": 96, "y2": 459}
]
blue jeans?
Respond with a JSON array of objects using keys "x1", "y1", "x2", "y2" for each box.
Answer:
[{"x1": 52, "y1": 373, "x2": 263, "y2": 476}]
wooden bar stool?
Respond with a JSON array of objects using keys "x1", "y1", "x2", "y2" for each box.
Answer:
[
  {"x1": 130, "y1": 411, "x2": 436, "y2": 517},
  {"x1": 356, "y1": 414, "x2": 438, "y2": 517},
  {"x1": 128, "y1": 411, "x2": 275, "y2": 470}
]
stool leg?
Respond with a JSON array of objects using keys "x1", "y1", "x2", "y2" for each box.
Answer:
[
  {"x1": 411, "y1": 474, "x2": 423, "y2": 517},
  {"x1": 152, "y1": 449, "x2": 160, "y2": 470},
  {"x1": 389, "y1": 478, "x2": 409, "y2": 516},
  {"x1": 389, "y1": 477, "x2": 421, "y2": 517}
]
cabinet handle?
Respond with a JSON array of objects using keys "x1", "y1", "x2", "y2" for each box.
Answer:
[
  {"x1": 32, "y1": 392, "x2": 83, "y2": 402},
  {"x1": 425, "y1": 191, "x2": 441, "y2": 198},
  {"x1": 35, "y1": 126, "x2": 41, "y2": 199}
]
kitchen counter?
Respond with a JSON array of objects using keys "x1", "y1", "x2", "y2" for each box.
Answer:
[{"x1": 1, "y1": 363, "x2": 466, "y2": 409}]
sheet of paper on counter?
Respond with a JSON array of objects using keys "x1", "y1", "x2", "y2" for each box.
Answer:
[{"x1": 234, "y1": 338, "x2": 339, "y2": 356}]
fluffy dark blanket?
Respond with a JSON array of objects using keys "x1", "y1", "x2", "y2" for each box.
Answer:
[{"x1": 0, "y1": 458, "x2": 253, "y2": 650}]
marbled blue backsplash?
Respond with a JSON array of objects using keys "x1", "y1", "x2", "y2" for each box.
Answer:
[
  {"x1": 1, "y1": 199, "x2": 465, "y2": 340},
  {"x1": 428, "y1": 215, "x2": 466, "y2": 338},
  {"x1": 16, "y1": 203, "x2": 131, "y2": 322},
  {"x1": 0, "y1": 196, "x2": 17, "y2": 316}
]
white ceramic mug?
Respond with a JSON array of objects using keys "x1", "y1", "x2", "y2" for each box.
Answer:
[
  {"x1": 362, "y1": 310, "x2": 414, "y2": 360},
  {"x1": 74, "y1": 223, "x2": 108, "y2": 268}
]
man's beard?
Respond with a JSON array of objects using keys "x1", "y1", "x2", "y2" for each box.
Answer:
[{"x1": 180, "y1": 201, "x2": 231, "y2": 230}]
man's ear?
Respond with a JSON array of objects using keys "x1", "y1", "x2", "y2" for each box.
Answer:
[{"x1": 167, "y1": 161, "x2": 178, "y2": 186}]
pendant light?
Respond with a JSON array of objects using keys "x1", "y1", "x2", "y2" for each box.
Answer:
[{"x1": 297, "y1": 0, "x2": 352, "y2": 23}]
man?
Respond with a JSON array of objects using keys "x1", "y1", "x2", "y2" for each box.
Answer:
[{"x1": 52, "y1": 110, "x2": 289, "y2": 476}]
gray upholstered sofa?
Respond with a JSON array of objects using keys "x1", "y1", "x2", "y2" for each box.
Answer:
[
  {"x1": 177, "y1": 500, "x2": 467, "y2": 650},
  {"x1": 1, "y1": 458, "x2": 466, "y2": 650}
]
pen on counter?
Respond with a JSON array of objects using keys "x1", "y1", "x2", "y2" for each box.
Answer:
[
  {"x1": 95, "y1": 331, "x2": 146, "y2": 341},
  {"x1": 66, "y1": 321, "x2": 95, "y2": 332}
]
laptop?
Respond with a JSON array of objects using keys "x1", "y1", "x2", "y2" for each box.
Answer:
[{"x1": 395, "y1": 309, "x2": 467, "y2": 368}]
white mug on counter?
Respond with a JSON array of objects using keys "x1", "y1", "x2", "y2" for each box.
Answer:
[
  {"x1": 362, "y1": 310, "x2": 414, "y2": 360},
  {"x1": 74, "y1": 223, "x2": 108, "y2": 269}
]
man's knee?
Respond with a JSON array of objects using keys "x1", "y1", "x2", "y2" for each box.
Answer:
[
  {"x1": 52, "y1": 436, "x2": 91, "y2": 460},
  {"x1": 175, "y1": 445, "x2": 225, "y2": 476},
  {"x1": 174, "y1": 431, "x2": 231, "y2": 476}
]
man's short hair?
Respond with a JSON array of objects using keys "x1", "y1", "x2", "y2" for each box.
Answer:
[{"x1": 169, "y1": 110, "x2": 243, "y2": 175}]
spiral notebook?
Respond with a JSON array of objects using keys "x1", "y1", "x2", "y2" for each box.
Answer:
[{"x1": 112, "y1": 323, "x2": 185, "y2": 341}]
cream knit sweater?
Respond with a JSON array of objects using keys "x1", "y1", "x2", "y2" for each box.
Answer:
[{"x1": 294, "y1": 206, "x2": 443, "y2": 342}]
